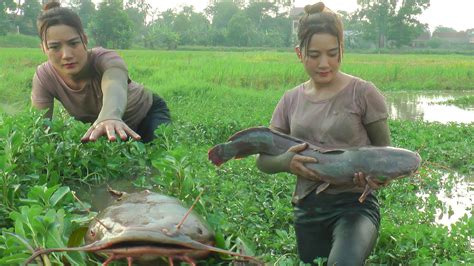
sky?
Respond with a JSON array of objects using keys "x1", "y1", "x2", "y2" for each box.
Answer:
[{"x1": 144, "y1": 0, "x2": 473, "y2": 33}]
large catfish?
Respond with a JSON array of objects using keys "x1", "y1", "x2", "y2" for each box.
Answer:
[
  {"x1": 208, "y1": 127, "x2": 421, "y2": 202},
  {"x1": 24, "y1": 190, "x2": 261, "y2": 266}
]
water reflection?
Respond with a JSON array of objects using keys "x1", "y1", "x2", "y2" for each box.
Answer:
[
  {"x1": 435, "y1": 173, "x2": 473, "y2": 226},
  {"x1": 417, "y1": 171, "x2": 473, "y2": 227},
  {"x1": 385, "y1": 91, "x2": 474, "y2": 124}
]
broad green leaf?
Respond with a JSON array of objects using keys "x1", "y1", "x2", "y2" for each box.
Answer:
[
  {"x1": 67, "y1": 227, "x2": 88, "y2": 247},
  {"x1": 235, "y1": 236, "x2": 256, "y2": 256},
  {"x1": 0, "y1": 154, "x2": 5, "y2": 169},
  {"x1": 13, "y1": 217, "x2": 26, "y2": 237},
  {"x1": 49, "y1": 186, "x2": 71, "y2": 207},
  {"x1": 46, "y1": 225, "x2": 85, "y2": 265},
  {"x1": 2, "y1": 231, "x2": 35, "y2": 252},
  {"x1": 214, "y1": 230, "x2": 226, "y2": 250},
  {"x1": 0, "y1": 253, "x2": 29, "y2": 264},
  {"x1": 45, "y1": 186, "x2": 59, "y2": 203}
]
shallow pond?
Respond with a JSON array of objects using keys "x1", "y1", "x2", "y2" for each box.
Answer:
[
  {"x1": 385, "y1": 91, "x2": 472, "y2": 229},
  {"x1": 384, "y1": 91, "x2": 474, "y2": 124}
]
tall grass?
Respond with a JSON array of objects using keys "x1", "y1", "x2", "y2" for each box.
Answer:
[
  {"x1": 0, "y1": 34, "x2": 39, "y2": 48},
  {"x1": 118, "y1": 50, "x2": 474, "y2": 93},
  {"x1": 1, "y1": 48, "x2": 473, "y2": 113}
]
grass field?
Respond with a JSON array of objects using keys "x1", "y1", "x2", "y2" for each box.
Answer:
[
  {"x1": 0, "y1": 48, "x2": 472, "y2": 265},
  {"x1": 1, "y1": 48, "x2": 473, "y2": 113}
]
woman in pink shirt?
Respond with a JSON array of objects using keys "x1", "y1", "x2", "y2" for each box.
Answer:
[
  {"x1": 32, "y1": 2, "x2": 170, "y2": 143},
  {"x1": 257, "y1": 2, "x2": 391, "y2": 265}
]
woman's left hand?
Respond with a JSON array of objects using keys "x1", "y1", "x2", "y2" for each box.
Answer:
[
  {"x1": 81, "y1": 119, "x2": 141, "y2": 142},
  {"x1": 353, "y1": 172, "x2": 389, "y2": 190}
]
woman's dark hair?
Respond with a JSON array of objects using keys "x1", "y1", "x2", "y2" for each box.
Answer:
[
  {"x1": 297, "y1": 2, "x2": 344, "y2": 61},
  {"x1": 37, "y1": 1, "x2": 86, "y2": 47}
]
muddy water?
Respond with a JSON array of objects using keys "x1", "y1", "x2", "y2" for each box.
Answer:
[
  {"x1": 384, "y1": 91, "x2": 473, "y2": 227},
  {"x1": 416, "y1": 171, "x2": 473, "y2": 225},
  {"x1": 384, "y1": 91, "x2": 474, "y2": 123},
  {"x1": 76, "y1": 179, "x2": 142, "y2": 211},
  {"x1": 433, "y1": 173, "x2": 473, "y2": 226}
]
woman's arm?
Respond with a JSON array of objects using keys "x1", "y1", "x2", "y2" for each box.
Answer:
[
  {"x1": 256, "y1": 126, "x2": 319, "y2": 180},
  {"x1": 31, "y1": 73, "x2": 54, "y2": 119},
  {"x1": 95, "y1": 67, "x2": 128, "y2": 124},
  {"x1": 256, "y1": 152, "x2": 295, "y2": 174},
  {"x1": 354, "y1": 118, "x2": 392, "y2": 188},
  {"x1": 80, "y1": 67, "x2": 140, "y2": 142},
  {"x1": 366, "y1": 119, "x2": 391, "y2": 146}
]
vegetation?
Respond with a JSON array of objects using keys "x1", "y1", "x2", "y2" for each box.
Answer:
[
  {"x1": 440, "y1": 95, "x2": 474, "y2": 109},
  {"x1": 2, "y1": 0, "x2": 472, "y2": 52},
  {"x1": 352, "y1": 0, "x2": 430, "y2": 48},
  {"x1": 2, "y1": 49, "x2": 473, "y2": 112},
  {"x1": 0, "y1": 33, "x2": 38, "y2": 48},
  {"x1": 0, "y1": 48, "x2": 472, "y2": 265}
]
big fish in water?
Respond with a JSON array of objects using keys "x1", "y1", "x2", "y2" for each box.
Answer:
[{"x1": 208, "y1": 127, "x2": 421, "y2": 202}]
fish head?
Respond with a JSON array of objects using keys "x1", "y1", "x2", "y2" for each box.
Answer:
[
  {"x1": 208, "y1": 144, "x2": 226, "y2": 166},
  {"x1": 85, "y1": 191, "x2": 215, "y2": 252},
  {"x1": 364, "y1": 147, "x2": 421, "y2": 180}
]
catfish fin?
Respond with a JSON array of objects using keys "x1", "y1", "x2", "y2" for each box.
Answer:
[
  {"x1": 316, "y1": 182, "x2": 330, "y2": 194},
  {"x1": 358, "y1": 184, "x2": 372, "y2": 203},
  {"x1": 227, "y1": 127, "x2": 269, "y2": 141}
]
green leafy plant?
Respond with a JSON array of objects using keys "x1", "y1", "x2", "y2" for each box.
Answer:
[{"x1": 0, "y1": 185, "x2": 95, "y2": 265}]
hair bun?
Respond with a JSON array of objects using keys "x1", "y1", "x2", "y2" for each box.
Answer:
[
  {"x1": 43, "y1": 1, "x2": 61, "y2": 11},
  {"x1": 304, "y1": 2, "x2": 325, "y2": 14}
]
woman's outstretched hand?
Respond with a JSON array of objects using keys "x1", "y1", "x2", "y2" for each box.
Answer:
[
  {"x1": 288, "y1": 143, "x2": 320, "y2": 181},
  {"x1": 81, "y1": 119, "x2": 141, "y2": 143}
]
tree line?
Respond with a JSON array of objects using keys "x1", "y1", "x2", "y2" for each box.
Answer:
[{"x1": 1, "y1": 0, "x2": 453, "y2": 50}]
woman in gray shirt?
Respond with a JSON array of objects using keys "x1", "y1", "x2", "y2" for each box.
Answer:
[
  {"x1": 257, "y1": 2, "x2": 391, "y2": 265},
  {"x1": 32, "y1": 2, "x2": 170, "y2": 143}
]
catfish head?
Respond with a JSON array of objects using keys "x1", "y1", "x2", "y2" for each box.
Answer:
[
  {"x1": 358, "y1": 146, "x2": 422, "y2": 181},
  {"x1": 25, "y1": 190, "x2": 262, "y2": 265}
]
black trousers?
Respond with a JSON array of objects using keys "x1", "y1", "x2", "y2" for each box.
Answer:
[
  {"x1": 294, "y1": 191, "x2": 380, "y2": 266},
  {"x1": 136, "y1": 93, "x2": 171, "y2": 143}
]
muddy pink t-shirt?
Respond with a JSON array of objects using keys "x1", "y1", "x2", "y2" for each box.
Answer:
[
  {"x1": 31, "y1": 47, "x2": 152, "y2": 130},
  {"x1": 270, "y1": 76, "x2": 388, "y2": 200}
]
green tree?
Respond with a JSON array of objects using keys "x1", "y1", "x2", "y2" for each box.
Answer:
[
  {"x1": 205, "y1": 1, "x2": 240, "y2": 29},
  {"x1": 433, "y1": 26, "x2": 457, "y2": 34},
  {"x1": 17, "y1": 0, "x2": 42, "y2": 36},
  {"x1": 244, "y1": 1, "x2": 278, "y2": 29},
  {"x1": 388, "y1": 0, "x2": 429, "y2": 47},
  {"x1": 205, "y1": 1, "x2": 240, "y2": 46},
  {"x1": 69, "y1": 0, "x2": 96, "y2": 30},
  {"x1": 173, "y1": 6, "x2": 210, "y2": 45},
  {"x1": 248, "y1": 0, "x2": 294, "y2": 14},
  {"x1": 89, "y1": 0, "x2": 133, "y2": 49},
  {"x1": 227, "y1": 11, "x2": 255, "y2": 46},
  {"x1": 125, "y1": 0, "x2": 151, "y2": 45},
  {"x1": 261, "y1": 15, "x2": 291, "y2": 47},
  {"x1": 144, "y1": 9, "x2": 179, "y2": 49},
  {"x1": 243, "y1": 2, "x2": 291, "y2": 47},
  {"x1": 356, "y1": 0, "x2": 430, "y2": 48},
  {"x1": 0, "y1": 0, "x2": 16, "y2": 35}
]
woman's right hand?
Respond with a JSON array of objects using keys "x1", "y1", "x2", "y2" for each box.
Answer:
[
  {"x1": 287, "y1": 143, "x2": 320, "y2": 181},
  {"x1": 81, "y1": 119, "x2": 141, "y2": 143}
]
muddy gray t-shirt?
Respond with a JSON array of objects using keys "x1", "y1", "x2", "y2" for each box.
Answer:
[
  {"x1": 270, "y1": 76, "x2": 388, "y2": 201},
  {"x1": 31, "y1": 47, "x2": 152, "y2": 130}
]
